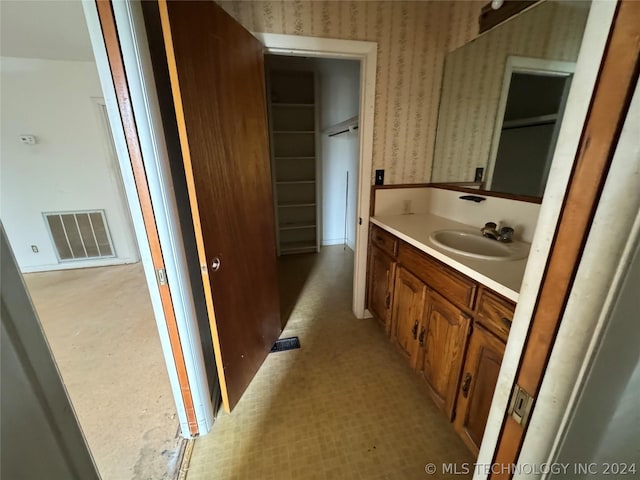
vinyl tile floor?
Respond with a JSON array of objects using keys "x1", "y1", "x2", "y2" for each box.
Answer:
[
  {"x1": 24, "y1": 263, "x2": 182, "y2": 480},
  {"x1": 185, "y1": 245, "x2": 474, "y2": 480}
]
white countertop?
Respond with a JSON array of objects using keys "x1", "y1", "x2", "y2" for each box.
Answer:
[{"x1": 371, "y1": 214, "x2": 530, "y2": 302}]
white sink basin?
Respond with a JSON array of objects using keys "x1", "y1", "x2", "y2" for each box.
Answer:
[{"x1": 429, "y1": 229, "x2": 528, "y2": 261}]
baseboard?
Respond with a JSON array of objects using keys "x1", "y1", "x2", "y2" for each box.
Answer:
[
  {"x1": 322, "y1": 238, "x2": 345, "y2": 246},
  {"x1": 20, "y1": 257, "x2": 139, "y2": 274},
  {"x1": 322, "y1": 238, "x2": 356, "y2": 250}
]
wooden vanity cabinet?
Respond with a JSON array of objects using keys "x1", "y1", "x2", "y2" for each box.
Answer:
[
  {"x1": 453, "y1": 289, "x2": 514, "y2": 454},
  {"x1": 366, "y1": 225, "x2": 516, "y2": 456},
  {"x1": 367, "y1": 244, "x2": 396, "y2": 334},
  {"x1": 416, "y1": 290, "x2": 471, "y2": 420},
  {"x1": 370, "y1": 224, "x2": 398, "y2": 258},
  {"x1": 397, "y1": 242, "x2": 476, "y2": 309},
  {"x1": 475, "y1": 288, "x2": 515, "y2": 342},
  {"x1": 390, "y1": 266, "x2": 427, "y2": 366},
  {"x1": 453, "y1": 323, "x2": 506, "y2": 456}
]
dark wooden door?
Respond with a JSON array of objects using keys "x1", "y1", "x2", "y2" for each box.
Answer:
[
  {"x1": 390, "y1": 267, "x2": 426, "y2": 366},
  {"x1": 367, "y1": 245, "x2": 396, "y2": 334},
  {"x1": 158, "y1": 0, "x2": 280, "y2": 412},
  {"x1": 418, "y1": 290, "x2": 471, "y2": 420},
  {"x1": 454, "y1": 323, "x2": 505, "y2": 455}
]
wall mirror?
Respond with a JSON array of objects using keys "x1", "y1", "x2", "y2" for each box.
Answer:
[{"x1": 430, "y1": 0, "x2": 590, "y2": 200}]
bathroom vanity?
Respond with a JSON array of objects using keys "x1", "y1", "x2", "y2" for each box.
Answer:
[
  {"x1": 366, "y1": 209, "x2": 530, "y2": 456},
  {"x1": 363, "y1": 0, "x2": 591, "y2": 455}
]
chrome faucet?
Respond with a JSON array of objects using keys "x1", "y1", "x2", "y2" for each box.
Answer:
[{"x1": 481, "y1": 222, "x2": 514, "y2": 243}]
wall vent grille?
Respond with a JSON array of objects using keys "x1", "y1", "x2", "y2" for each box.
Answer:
[{"x1": 44, "y1": 210, "x2": 115, "y2": 261}]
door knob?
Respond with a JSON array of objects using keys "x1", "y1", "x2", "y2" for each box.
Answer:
[{"x1": 211, "y1": 257, "x2": 221, "y2": 271}]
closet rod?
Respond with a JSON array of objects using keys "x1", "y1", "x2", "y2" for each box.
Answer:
[{"x1": 328, "y1": 125, "x2": 359, "y2": 138}]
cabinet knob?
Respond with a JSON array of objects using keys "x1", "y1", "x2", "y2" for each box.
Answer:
[
  {"x1": 418, "y1": 326, "x2": 426, "y2": 346},
  {"x1": 461, "y1": 372, "x2": 472, "y2": 398},
  {"x1": 502, "y1": 317, "x2": 512, "y2": 329},
  {"x1": 412, "y1": 320, "x2": 419, "y2": 340}
]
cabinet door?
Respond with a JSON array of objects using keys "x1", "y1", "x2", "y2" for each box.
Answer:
[
  {"x1": 418, "y1": 291, "x2": 471, "y2": 420},
  {"x1": 367, "y1": 246, "x2": 396, "y2": 334},
  {"x1": 453, "y1": 323, "x2": 505, "y2": 456},
  {"x1": 390, "y1": 267, "x2": 427, "y2": 366}
]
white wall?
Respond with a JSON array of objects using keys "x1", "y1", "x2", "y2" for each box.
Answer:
[
  {"x1": 317, "y1": 58, "x2": 360, "y2": 249},
  {"x1": 0, "y1": 56, "x2": 138, "y2": 272}
]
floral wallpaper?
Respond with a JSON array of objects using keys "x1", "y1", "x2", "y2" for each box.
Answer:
[{"x1": 217, "y1": 0, "x2": 481, "y2": 185}]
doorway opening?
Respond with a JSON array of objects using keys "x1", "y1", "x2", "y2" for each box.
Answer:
[
  {"x1": 264, "y1": 54, "x2": 362, "y2": 327},
  {"x1": 0, "y1": 2, "x2": 182, "y2": 476},
  {"x1": 485, "y1": 56, "x2": 575, "y2": 197},
  {"x1": 257, "y1": 34, "x2": 377, "y2": 321}
]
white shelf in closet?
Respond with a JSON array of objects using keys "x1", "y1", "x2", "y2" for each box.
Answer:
[
  {"x1": 280, "y1": 241, "x2": 317, "y2": 254},
  {"x1": 277, "y1": 202, "x2": 317, "y2": 208},
  {"x1": 272, "y1": 103, "x2": 314, "y2": 108},
  {"x1": 502, "y1": 113, "x2": 558, "y2": 129},
  {"x1": 273, "y1": 131, "x2": 315, "y2": 134},
  {"x1": 279, "y1": 223, "x2": 317, "y2": 231},
  {"x1": 268, "y1": 67, "x2": 319, "y2": 256},
  {"x1": 276, "y1": 180, "x2": 315, "y2": 185}
]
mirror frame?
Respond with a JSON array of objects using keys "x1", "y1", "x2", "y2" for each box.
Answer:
[{"x1": 428, "y1": 183, "x2": 543, "y2": 204}]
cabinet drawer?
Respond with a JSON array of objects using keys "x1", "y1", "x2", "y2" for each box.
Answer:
[
  {"x1": 476, "y1": 289, "x2": 515, "y2": 342},
  {"x1": 370, "y1": 224, "x2": 398, "y2": 258},
  {"x1": 398, "y1": 242, "x2": 477, "y2": 309}
]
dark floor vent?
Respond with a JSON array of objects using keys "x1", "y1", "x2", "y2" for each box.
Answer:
[{"x1": 270, "y1": 336, "x2": 300, "y2": 353}]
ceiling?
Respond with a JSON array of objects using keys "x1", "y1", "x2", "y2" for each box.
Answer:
[{"x1": 1, "y1": 1, "x2": 94, "y2": 61}]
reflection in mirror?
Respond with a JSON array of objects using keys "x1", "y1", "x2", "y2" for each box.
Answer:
[
  {"x1": 431, "y1": 0, "x2": 590, "y2": 200},
  {"x1": 488, "y1": 57, "x2": 574, "y2": 197}
]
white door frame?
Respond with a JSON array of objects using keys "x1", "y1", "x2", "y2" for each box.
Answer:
[
  {"x1": 485, "y1": 56, "x2": 576, "y2": 191},
  {"x1": 82, "y1": 0, "x2": 214, "y2": 437},
  {"x1": 255, "y1": 33, "x2": 377, "y2": 320},
  {"x1": 91, "y1": 96, "x2": 139, "y2": 260}
]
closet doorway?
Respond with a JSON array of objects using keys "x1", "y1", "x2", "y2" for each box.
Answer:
[
  {"x1": 258, "y1": 34, "x2": 376, "y2": 321},
  {"x1": 264, "y1": 54, "x2": 362, "y2": 325}
]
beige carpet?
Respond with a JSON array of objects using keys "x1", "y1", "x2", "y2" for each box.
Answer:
[
  {"x1": 24, "y1": 263, "x2": 181, "y2": 480},
  {"x1": 184, "y1": 245, "x2": 473, "y2": 479}
]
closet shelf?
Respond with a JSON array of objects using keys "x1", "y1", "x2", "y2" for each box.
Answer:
[
  {"x1": 272, "y1": 103, "x2": 314, "y2": 108},
  {"x1": 279, "y1": 223, "x2": 316, "y2": 231},
  {"x1": 502, "y1": 113, "x2": 558, "y2": 130},
  {"x1": 269, "y1": 68, "x2": 318, "y2": 255},
  {"x1": 276, "y1": 180, "x2": 315, "y2": 185},
  {"x1": 280, "y1": 241, "x2": 317, "y2": 254},
  {"x1": 273, "y1": 130, "x2": 315, "y2": 134},
  {"x1": 278, "y1": 202, "x2": 316, "y2": 208}
]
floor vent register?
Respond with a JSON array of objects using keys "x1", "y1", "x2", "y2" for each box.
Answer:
[{"x1": 270, "y1": 337, "x2": 300, "y2": 353}]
